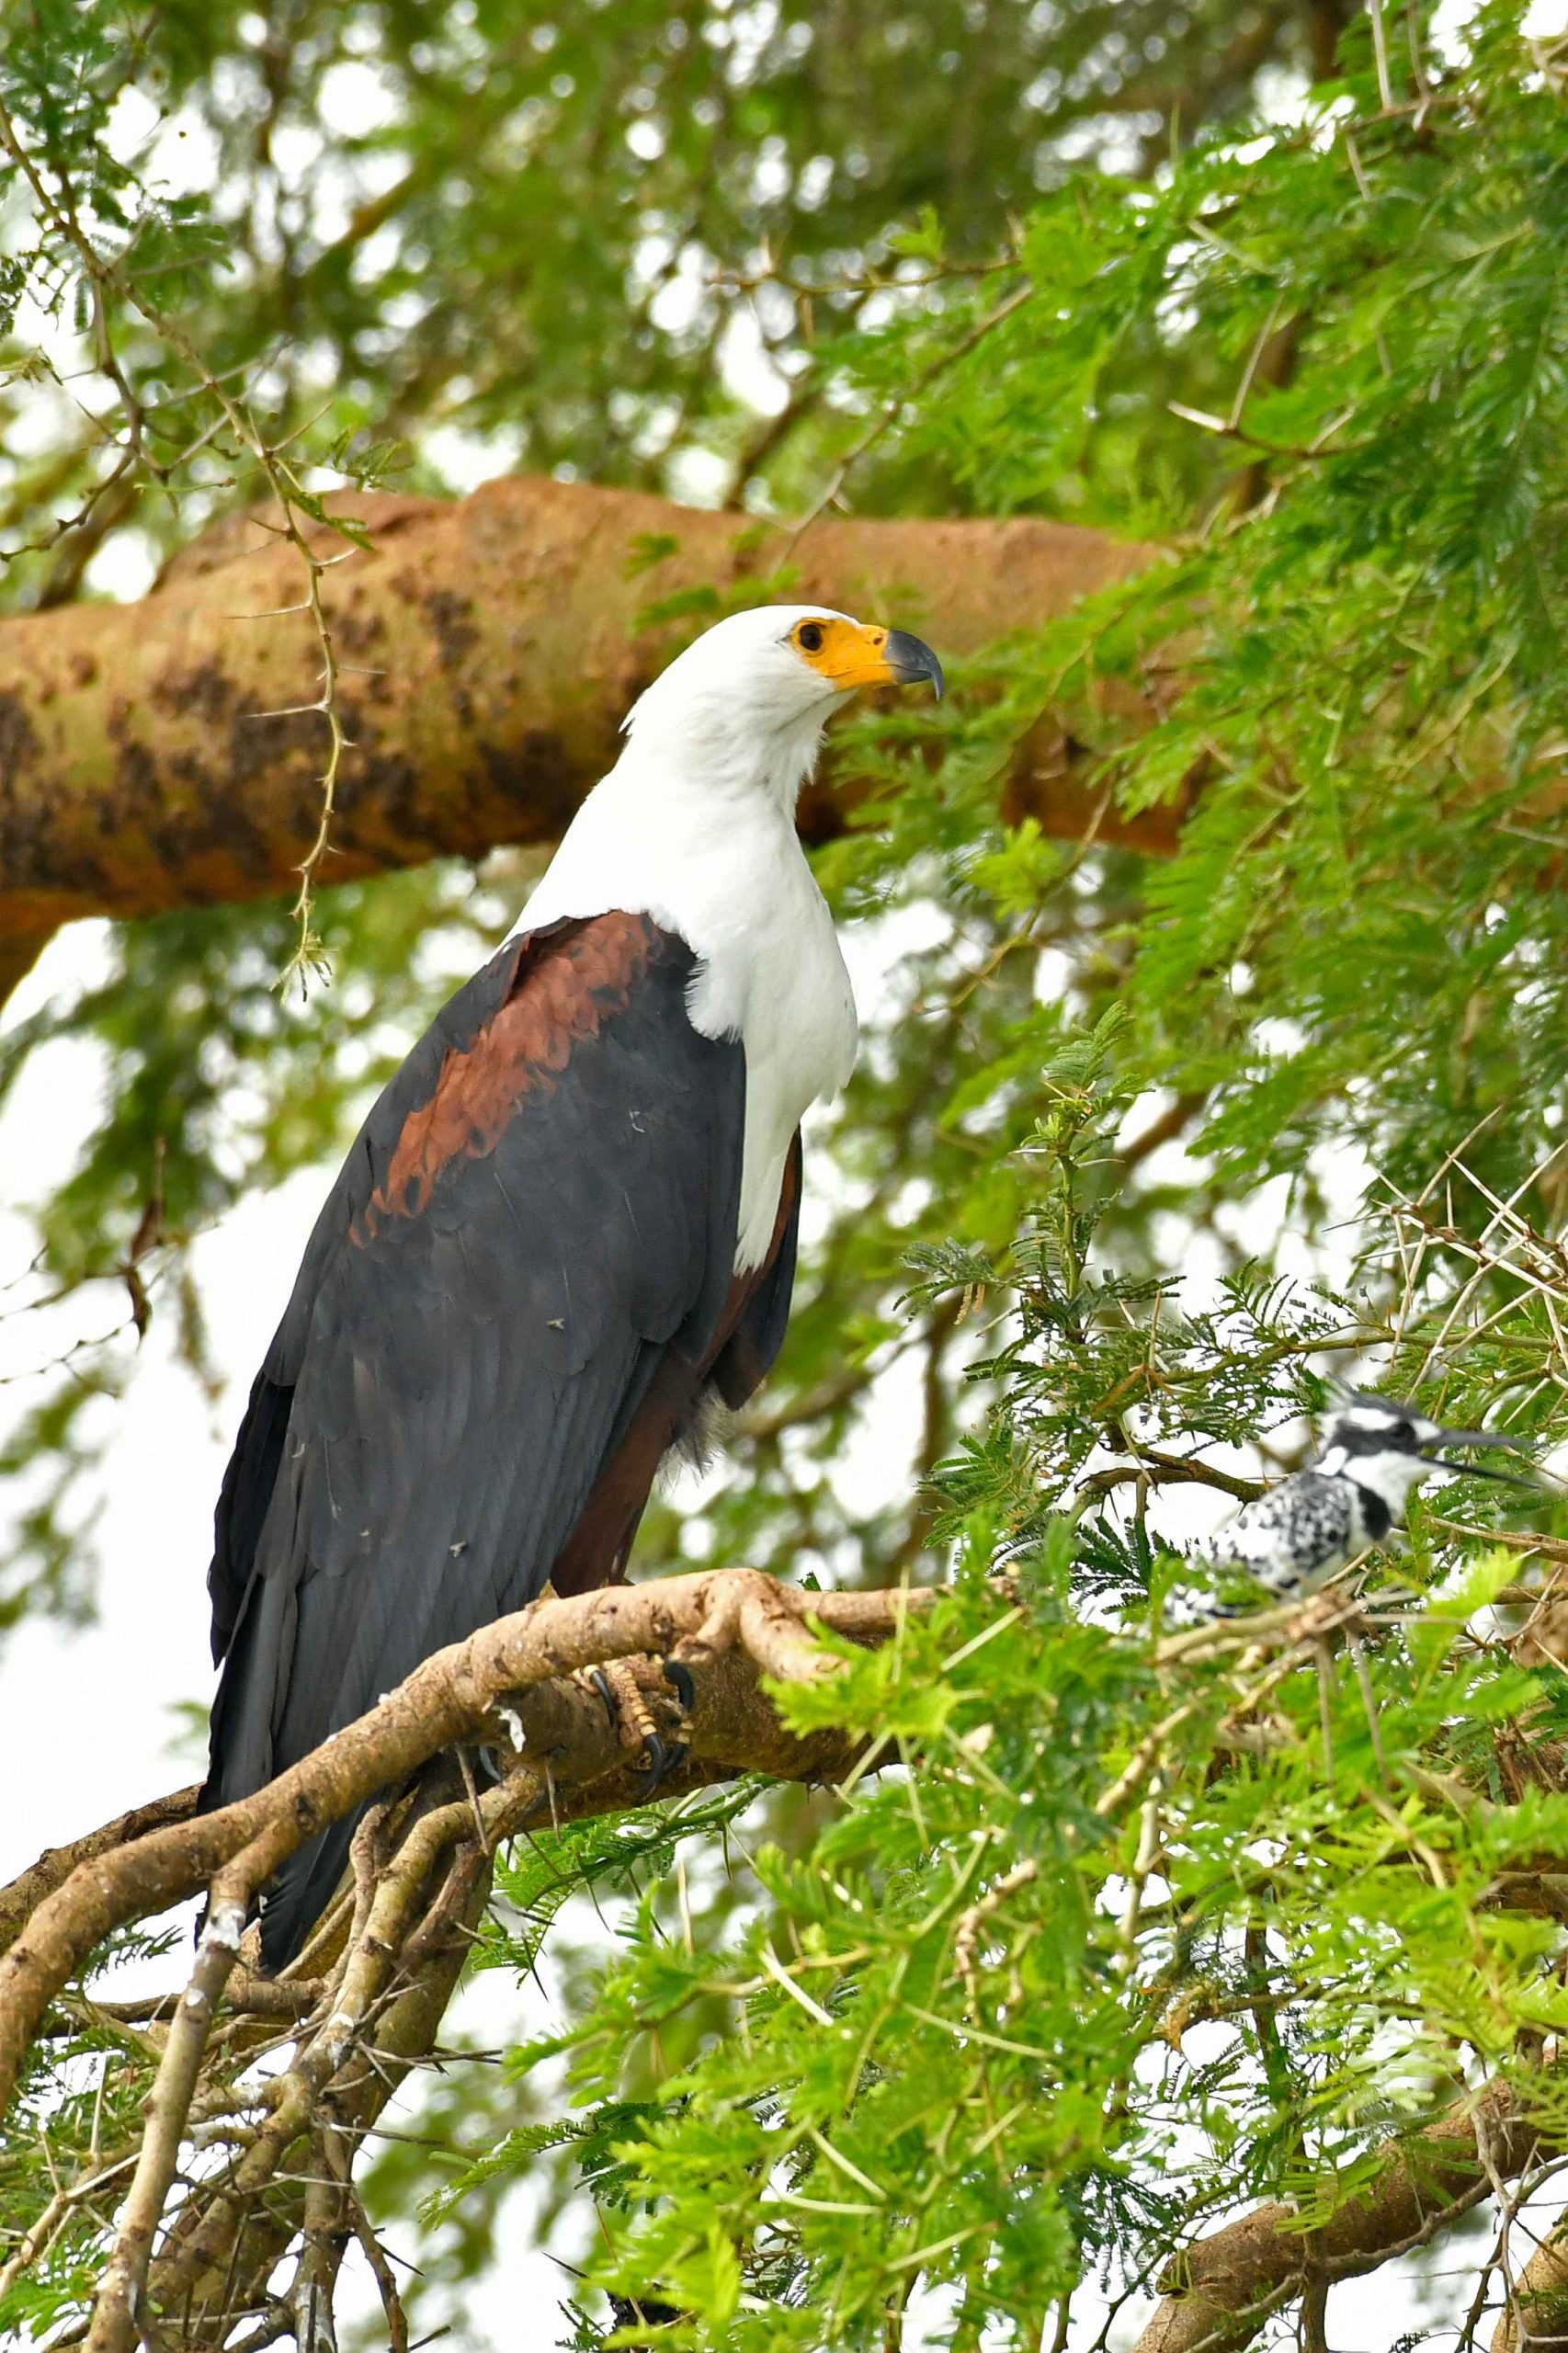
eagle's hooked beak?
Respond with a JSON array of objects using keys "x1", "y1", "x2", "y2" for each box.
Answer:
[{"x1": 880, "y1": 628, "x2": 945, "y2": 700}]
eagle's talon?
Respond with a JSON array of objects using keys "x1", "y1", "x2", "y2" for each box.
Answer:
[
  {"x1": 663, "y1": 1658, "x2": 696, "y2": 1714},
  {"x1": 579, "y1": 1657, "x2": 688, "y2": 1783},
  {"x1": 633, "y1": 1729, "x2": 688, "y2": 1792},
  {"x1": 629, "y1": 1658, "x2": 695, "y2": 1790}
]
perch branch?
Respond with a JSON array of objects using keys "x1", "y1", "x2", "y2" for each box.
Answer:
[
  {"x1": 1132, "y1": 2082, "x2": 1554, "y2": 2353},
  {"x1": 0, "y1": 1563, "x2": 951, "y2": 2343}
]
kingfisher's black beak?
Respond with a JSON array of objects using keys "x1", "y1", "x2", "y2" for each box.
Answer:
[
  {"x1": 882, "y1": 630, "x2": 945, "y2": 701},
  {"x1": 1423, "y1": 1427, "x2": 1535, "y2": 1487}
]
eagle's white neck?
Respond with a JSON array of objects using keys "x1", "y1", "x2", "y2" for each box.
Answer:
[
  {"x1": 620, "y1": 676, "x2": 831, "y2": 814},
  {"x1": 507, "y1": 719, "x2": 858, "y2": 1271}
]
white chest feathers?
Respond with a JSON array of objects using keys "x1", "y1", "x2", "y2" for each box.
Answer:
[{"x1": 509, "y1": 760, "x2": 858, "y2": 1270}]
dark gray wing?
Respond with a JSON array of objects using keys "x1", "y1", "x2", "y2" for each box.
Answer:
[{"x1": 201, "y1": 912, "x2": 751, "y2": 1961}]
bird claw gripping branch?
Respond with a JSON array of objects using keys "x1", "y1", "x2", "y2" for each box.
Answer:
[{"x1": 581, "y1": 1657, "x2": 695, "y2": 1788}]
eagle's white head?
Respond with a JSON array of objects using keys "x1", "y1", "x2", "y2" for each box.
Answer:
[
  {"x1": 511, "y1": 600, "x2": 945, "y2": 1269},
  {"x1": 621, "y1": 604, "x2": 943, "y2": 807}
]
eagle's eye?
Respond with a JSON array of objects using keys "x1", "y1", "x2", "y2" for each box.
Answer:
[{"x1": 797, "y1": 621, "x2": 824, "y2": 654}]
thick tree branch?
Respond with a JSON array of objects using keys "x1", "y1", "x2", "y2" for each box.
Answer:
[
  {"x1": 0, "y1": 1783, "x2": 199, "y2": 1960},
  {"x1": 85, "y1": 1891, "x2": 248, "y2": 2353},
  {"x1": 0, "y1": 1565, "x2": 952, "y2": 2346},
  {"x1": 0, "y1": 475, "x2": 1164, "y2": 984},
  {"x1": 0, "y1": 1566, "x2": 933, "y2": 2130},
  {"x1": 6, "y1": 1575, "x2": 1556, "y2": 2347},
  {"x1": 1132, "y1": 2083, "x2": 1554, "y2": 2353},
  {"x1": 1493, "y1": 2199, "x2": 1568, "y2": 2352}
]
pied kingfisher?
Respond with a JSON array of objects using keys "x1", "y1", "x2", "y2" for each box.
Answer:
[{"x1": 1192, "y1": 1393, "x2": 1529, "y2": 1598}]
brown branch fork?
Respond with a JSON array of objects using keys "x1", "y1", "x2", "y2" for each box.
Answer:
[
  {"x1": 0, "y1": 1565, "x2": 934, "y2": 2350},
  {"x1": 6, "y1": 1569, "x2": 1566, "y2": 2349}
]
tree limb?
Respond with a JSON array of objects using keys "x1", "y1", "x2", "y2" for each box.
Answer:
[
  {"x1": 1131, "y1": 2083, "x2": 1553, "y2": 2353},
  {"x1": 85, "y1": 1890, "x2": 248, "y2": 2353},
  {"x1": 0, "y1": 475, "x2": 1165, "y2": 994},
  {"x1": 0, "y1": 1564, "x2": 952, "y2": 2346},
  {"x1": 0, "y1": 1566, "x2": 936, "y2": 2128},
  {"x1": 0, "y1": 1782, "x2": 199, "y2": 1960}
]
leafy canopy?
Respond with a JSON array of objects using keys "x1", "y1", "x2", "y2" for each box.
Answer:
[
  {"x1": 409, "y1": 13, "x2": 1568, "y2": 2339},
  {"x1": 5, "y1": 0, "x2": 1568, "y2": 2345}
]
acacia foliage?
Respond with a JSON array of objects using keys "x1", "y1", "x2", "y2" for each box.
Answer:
[
  {"x1": 0, "y1": 0, "x2": 1322, "y2": 1624},
  {"x1": 5, "y1": 1, "x2": 1568, "y2": 2346},
  {"x1": 384, "y1": 11, "x2": 1568, "y2": 2342},
  {"x1": 0, "y1": 0, "x2": 1330, "y2": 566}
]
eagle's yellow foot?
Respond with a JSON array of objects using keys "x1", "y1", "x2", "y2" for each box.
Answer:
[{"x1": 583, "y1": 1657, "x2": 692, "y2": 1789}]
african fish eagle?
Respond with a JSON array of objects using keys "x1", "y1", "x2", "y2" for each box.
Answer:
[{"x1": 199, "y1": 604, "x2": 944, "y2": 1964}]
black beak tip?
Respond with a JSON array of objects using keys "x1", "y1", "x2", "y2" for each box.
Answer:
[
  {"x1": 1425, "y1": 1453, "x2": 1537, "y2": 1489},
  {"x1": 885, "y1": 629, "x2": 944, "y2": 702}
]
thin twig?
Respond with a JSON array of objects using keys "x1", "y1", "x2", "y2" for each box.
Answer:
[
  {"x1": 85, "y1": 1892, "x2": 249, "y2": 2352},
  {"x1": 1368, "y1": 0, "x2": 1396, "y2": 110},
  {"x1": 784, "y1": 279, "x2": 1033, "y2": 550},
  {"x1": 0, "y1": 90, "x2": 362, "y2": 993}
]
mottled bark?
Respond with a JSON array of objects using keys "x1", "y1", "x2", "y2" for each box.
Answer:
[
  {"x1": 1131, "y1": 2085, "x2": 1551, "y2": 2353},
  {"x1": 0, "y1": 474, "x2": 1162, "y2": 983}
]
